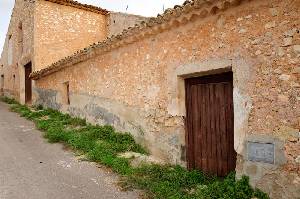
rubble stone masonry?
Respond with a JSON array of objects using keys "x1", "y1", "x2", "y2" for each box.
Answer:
[
  {"x1": 32, "y1": 0, "x2": 300, "y2": 198},
  {"x1": 0, "y1": 0, "x2": 34, "y2": 99},
  {"x1": 107, "y1": 12, "x2": 148, "y2": 37},
  {"x1": 33, "y1": 0, "x2": 108, "y2": 70}
]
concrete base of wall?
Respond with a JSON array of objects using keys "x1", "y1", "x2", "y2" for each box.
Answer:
[{"x1": 34, "y1": 87, "x2": 186, "y2": 165}]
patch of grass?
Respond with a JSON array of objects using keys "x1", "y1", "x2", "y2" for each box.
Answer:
[
  {"x1": 191, "y1": 173, "x2": 269, "y2": 199},
  {"x1": 0, "y1": 96, "x2": 19, "y2": 104},
  {"x1": 88, "y1": 143, "x2": 133, "y2": 175},
  {"x1": 124, "y1": 165, "x2": 269, "y2": 199},
  {"x1": 2, "y1": 97, "x2": 269, "y2": 199}
]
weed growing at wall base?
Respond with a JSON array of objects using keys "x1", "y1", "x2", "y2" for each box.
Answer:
[
  {"x1": 0, "y1": 97, "x2": 269, "y2": 199},
  {"x1": 1, "y1": 96, "x2": 18, "y2": 104}
]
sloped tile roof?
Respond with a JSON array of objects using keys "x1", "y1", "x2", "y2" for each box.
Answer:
[{"x1": 31, "y1": 0, "x2": 250, "y2": 80}]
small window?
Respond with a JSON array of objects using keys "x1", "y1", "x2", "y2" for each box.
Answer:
[{"x1": 63, "y1": 82, "x2": 70, "y2": 105}]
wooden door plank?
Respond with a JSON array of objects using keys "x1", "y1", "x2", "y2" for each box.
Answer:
[
  {"x1": 207, "y1": 84, "x2": 213, "y2": 175},
  {"x1": 202, "y1": 84, "x2": 208, "y2": 173},
  {"x1": 186, "y1": 82, "x2": 194, "y2": 169},
  {"x1": 195, "y1": 85, "x2": 202, "y2": 169},
  {"x1": 215, "y1": 84, "x2": 221, "y2": 175},
  {"x1": 219, "y1": 84, "x2": 226, "y2": 176},
  {"x1": 192, "y1": 85, "x2": 200, "y2": 169},
  {"x1": 210, "y1": 84, "x2": 217, "y2": 175},
  {"x1": 216, "y1": 83, "x2": 223, "y2": 176}
]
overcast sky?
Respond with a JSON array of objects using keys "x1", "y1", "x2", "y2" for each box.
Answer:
[{"x1": 0, "y1": 0, "x2": 185, "y2": 54}]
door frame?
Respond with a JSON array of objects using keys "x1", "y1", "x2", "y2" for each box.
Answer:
[{"x1": 166, "y1": 59, "x2": 253, "y2": 168}]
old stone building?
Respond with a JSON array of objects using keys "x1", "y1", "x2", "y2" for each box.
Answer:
[
  {"x1": 1, "y1": 0, "x2": 300, "y2": 198},
  {"x1": 0, "y1": 0, "x2": 145, "y2": 103}
]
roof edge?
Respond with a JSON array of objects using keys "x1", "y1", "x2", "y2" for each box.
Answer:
[
  {"x1": 43, "y1": 0, "x2": 109, "y2": 15},
  {"x1": 109, "y1": 11, "x2": 150, "y2": 19}
]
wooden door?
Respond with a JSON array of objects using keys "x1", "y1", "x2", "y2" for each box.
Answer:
[
  {"x1": 0, "y1": 75, "x2": 4, "y2": 95},
  {"x1": 185, "y1": 72, "x2": 236, "y2": 177},
  {"x1": 24, "y1": 62, "x2": 32, "y2": 103}
]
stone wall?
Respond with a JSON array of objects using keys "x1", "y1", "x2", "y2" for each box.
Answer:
[
  {"x1": 33, "y1": 0, "x2": 299, "y2": 198},
  {"x1": 33, "y1": 0, "x2": 108, "y2": 70},
  {"x1": 107, "y1": 12, "x2": 148, "y2": 37},
  {"x1": 0, "y1": 0, "x2": 34, "y2": 100}
]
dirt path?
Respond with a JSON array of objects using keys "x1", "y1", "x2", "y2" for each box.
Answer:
[{"x1": 0, "y1": 102, "x2": 138, "y2": 199}]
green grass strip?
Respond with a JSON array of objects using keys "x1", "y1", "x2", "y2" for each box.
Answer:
[{"x1": 0, "y1": 96, "x2": 269, "y2": 199}]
